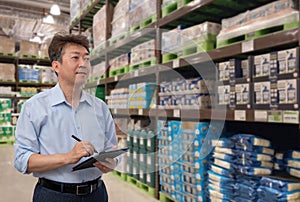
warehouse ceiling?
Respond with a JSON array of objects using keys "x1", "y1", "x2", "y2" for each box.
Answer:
[{"x1": 0, "y1": 0, "x2": 71, "y2": 43}]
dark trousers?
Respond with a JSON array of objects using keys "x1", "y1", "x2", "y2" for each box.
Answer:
[{"x1": 33, "y1": 180, "x2": 108, "y2": 202}]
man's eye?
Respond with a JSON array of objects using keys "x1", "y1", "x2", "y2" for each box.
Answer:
[
  {"x1": 84, "y1": 57, "x2": 90, "y2": 61},
  {"x1": 72, "y1": 56, "x2": 79, "y2": 60}
]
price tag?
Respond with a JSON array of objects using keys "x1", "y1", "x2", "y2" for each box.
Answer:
[
  {"x1": 254, "y1": 110, "x2": 268, "y2": 122},
  {"x1": 114, "y1": 76, "x2": 118, "y2": 81},
  {"x1": 173, "y1": 59, "x2": 180, "y2": 68},
  {"x1": 138, "y1": 109, "x2": 143, "y2": 115},
  {"x1": 134, "y1": 71, "x2": 138, "y2": 77},
  {"x1": 242, "y1": 40, "x2": 254, "y2": 53},
  {"x1": 234, "y1": 110, "x2": 246, "y2": 121},
  {"x1": 173, "y1": 109, "x2": 180, "y2": 117},
  {"x1": 283, "y1": 111, "x2": 299, "y2": 124},
  {"x1": 268, "y1": 111, "x2": 282, "y2": 123}
]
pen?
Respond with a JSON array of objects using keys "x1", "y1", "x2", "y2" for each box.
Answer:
[{"x1": 71, "y1": 135, "x2": 98, "y2": 153}]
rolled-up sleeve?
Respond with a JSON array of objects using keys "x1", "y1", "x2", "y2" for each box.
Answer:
[{"x1": 14, "y1": 102, "x2": 40, "y2": 174}]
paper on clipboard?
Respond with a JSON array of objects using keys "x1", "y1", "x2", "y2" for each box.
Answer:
[{"x1": 72, "y1": 147, "x2": 129, "y2": 171}]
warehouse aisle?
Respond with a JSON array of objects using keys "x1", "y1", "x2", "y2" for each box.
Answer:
[{"x1": 0, "y1": 145, "x2": 159, "y2": 202}]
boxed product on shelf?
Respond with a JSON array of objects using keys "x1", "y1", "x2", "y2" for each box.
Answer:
[
  {"x1": 241, "y1": 58, "x2": 251, "y2": 81},
  {"x1": 161, "y1": 27, "x2": 182, "y2": 55},
  {"x1": 0, "y1": 36, "x2": 15, "y2": 54},
  {"x1": 0, "y1": 63, "x2": 15, "y2": 81},
  {"x1": 253, "y1": 81, "x2": 271, "y2": 107},
  {"x1": 218, "y1": 61, "x2": 230, "y2": 81},
  {"x1": 235, "y1": 83, "x2": 251, "y2": 109},
  {"x1": 106, "y1": 88, "x2": 129, "y2": 109},
  {"x1": 93, "y1": 5, "x2": 114, "y2": 50},
  {"x1": 18, "y1": 40, "x2": 39, "y2": 57},
  {"x1": 277, "y1": 78, "x2": 299, "y2": 109},
  {"x1": 218, "y1": 85, "x2": 230, "y2": 106},
  {"x1": 0, "y1": 99, "x2": 12, "y2": 112},
  {"x1": 277, "y1": 47, "x2": 299, "y2": 75},
  {"x1": 0, "y1": 87, "x2": 13, "y2": 96},
  {"x1": 217, "y1": 0, "x2": 299, "y2": 48},
  {"x1": 253, "y1": 53, "x2": 271, "y2": 78}
]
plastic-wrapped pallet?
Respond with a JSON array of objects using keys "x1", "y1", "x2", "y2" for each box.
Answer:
[
  {"x1": 0, "y1": 63, "x2": 15, "y2": 81},
  {"x1": 19, "y1": 40, "x2": 39, "y2": 57},
  {"x1": 111, "y1": 0, "x2": 130, "y2": 40},
  {"x1": 93, "y1": 5, "x2": 114, "y2": 50},
  {"x1": 0, "y1": 36, "x2": 15, "y2": 54}
]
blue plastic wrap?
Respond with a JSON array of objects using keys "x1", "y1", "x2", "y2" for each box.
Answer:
[
  {"x1": 232, "y1": 134, "x2": 272, "y2": 148},
  {"x1": 258, "y1": 185, "x2": 300, "y2": 202},
  {"x1": 235, "y1": 157, "x2": 273, "y2": 168},
  {"x1": 211, "y1": 138, "x2": 235, "y2": 148},
  {"x1": 237, "y1": 150, "x2": 273, "y2": 161},
  {"x1": 236, "y1": 165, "x2": 272, "y2": 176},
  {"x1": 260, "y1": 176, "x2": 300, "y2": 192},
  {"x1": 213, "y1": 152, "x2": 235, "y2": 162},
  {"x1": 210, "y1": 164, "x2": 235, "y2": 178},
  {"x1": 285, "y1": 150, "x2": 300, "y2": 159}
]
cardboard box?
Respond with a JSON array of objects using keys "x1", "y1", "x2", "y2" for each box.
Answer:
[
  {"x1": 19, "y1": 41, "x2": 39, "y2": 56},
  {"x1": 0, "y1": 36, "x2": 15, "y2": 53}
]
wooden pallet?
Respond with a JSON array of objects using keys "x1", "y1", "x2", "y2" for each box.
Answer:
[
  {"x1": 0, "y1": 52, "x2": 15, "y2": 57},
  {"x1": 112, "y1": 170, "x2": 128, "y2": 181},
  {"x1": 109, "y1": 65, "x2": 129, "y2": 77},
  {"x1": 126, "y1": 175, "x2": 156, "y2": 198},
  {"x1": 159, "y1": 192, "x2": 177, "y2": 202},
  {"x1": 130, "y1": 14, "x2": 157, "y2": 33},
  {"x1": 217, "y1": 20, "x2": 300, "y2": 48}
]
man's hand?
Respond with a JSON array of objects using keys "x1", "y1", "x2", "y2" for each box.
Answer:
[
  {"x1": 67, "y1": 141, "x2": 96, "y2": 164},
  {"x1": 93, "y1": 158, "x2": 117, "y2": 173}
]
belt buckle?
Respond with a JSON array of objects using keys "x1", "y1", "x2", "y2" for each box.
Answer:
[{"x1": 76, "y1": 184, "x2": 91, "y2": 196}]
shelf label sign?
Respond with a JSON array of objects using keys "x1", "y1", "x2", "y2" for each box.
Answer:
[
  {"x1": 173, "y1": 59, "x2": 180, "y2": 68},
  {"x1": 268, "y1": 111, "x2": 282, "y2": 123},
  {"x1": 283, "y1": 111, "x2": 299, "y2": 124},
  {"x1": 138, "y1": 109, "x2": 143, "y2": 115},
  {"x1": 173, "y1": 109, "x2": 180, "y2": 117},
  {"x1": 234, "y1": 110, "x2": 246, "y2": 121},
  {"x1": 242, "y1": 40, "x2": 254, "y2": 53},
  {"x1": 254, "y1": 110, "x2": 268, "y2": 122}
]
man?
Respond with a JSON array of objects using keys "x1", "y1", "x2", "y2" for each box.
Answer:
[{"x1": 14, "y1": 32, "x2": 118, "y2": 202}]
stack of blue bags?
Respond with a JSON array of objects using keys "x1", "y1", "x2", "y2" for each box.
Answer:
[
  {"x1": 285, "y1": 150, "x2": 300, "y2": 179},
  {"x1": 273, "y1": 151, "x2": 285, "y2": 172},
  {"x1": 232, "y1": 134, "x2": 274, "y2": 176},
  {"x1": 232, "y1": 134, "x2": 275, "y2": 201},
  {"x1": 207, "y1": 138, "x2": 236, "y2": 201},
  {"x1": 258, "y1": 176, "x2": 300, "y2": 202}
]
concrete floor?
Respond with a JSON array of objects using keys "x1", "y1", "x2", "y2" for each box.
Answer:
[{"x1": 0, "y1": 144, "x2": 159, "y2": 202}]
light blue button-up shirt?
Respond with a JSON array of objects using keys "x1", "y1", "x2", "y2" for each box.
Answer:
[{"x1": 14, "y1": 84, "x2": 118, "y2": 183}]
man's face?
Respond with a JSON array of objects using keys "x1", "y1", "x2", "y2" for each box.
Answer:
[{"x1": 56, "y1": 43, "x2": 90, "y2": 87}]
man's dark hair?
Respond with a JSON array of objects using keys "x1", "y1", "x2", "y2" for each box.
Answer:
[{"x1": 48, "y1": 32, "x2": 90, "y2": 63}]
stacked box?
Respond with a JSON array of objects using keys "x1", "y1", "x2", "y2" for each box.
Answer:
[
  {"x1": 0, "y1": 99, "x2": 14, "y2": 142},
  {"x1": 18, "y1": 65, "x2": 40, "y2": 82},
  {"x1": 161, "y1": 27, "x2": 182, "y2": 55},
  {"x1": 39, "y1": 66, "x2": 57, "y2": 83},
  {"x1": 277, "y1": 47, "x2": 299, "y2": 75},
  {"x1": 109, "y1": 53, "x2": 130, "y2": 76},
  {"x1": 106, "y1": 88, "x2": 129, "y2": 109},
  {"x1": 19, "y1": 41, "x2": 39, "y2": 56},
  {"x1": 0, "y1": 36, "x2": 15, "y2": 53},
  {"x1": 93, "y1": 5, "x2": 114, "y2": 49},
  {"x1": 277, "y1": 78, "x2": 299, "y2": 109},
  {"x1": 253, "y1": 53, "x2": 271, "y2": 78},
  {"x1": 111, "y1": 0, "x2": 130, "y2": 40},
  {"x1": 130, "y1": 39, "x2": 156, "y2": 65},
  {"x1": 180, "y1": 21, "x2": 221, "y2": 53},
  {"x1": 128, "y1": 0, "x2": 157, "y2": 30},
  {"x1": 0, "y1": 63, "x2": 15, "y2": 81},
  {"x1": 253, "y1": 81, "x2": 271, "y2": 108},
  {"x1": 128, "y1": 82, "x2": 156, "y2": 109},
  {"x1": 218, "y1": 85, "x2": 230, "y2": 106},
  {"x1": 39, "y1": 41, "x2": 50, "y2": 59},
  {"x1": 90, "y1": 61, "x2": 106, "y2": 82}
]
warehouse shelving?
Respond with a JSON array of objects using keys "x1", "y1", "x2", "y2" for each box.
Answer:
[{"x1": 71, "y1": 0, "x2": 300, "y2": 201}]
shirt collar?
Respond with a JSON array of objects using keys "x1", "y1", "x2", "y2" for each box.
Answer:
[{"x1": 50, "y1": 84, "x2": 93, "y2": 107}]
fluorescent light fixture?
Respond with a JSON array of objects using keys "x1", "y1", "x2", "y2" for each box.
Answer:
[
  {"x1": 30, "y1": 36, "x2": 42, "y2": 43},
  {"x1": 43, "y1": 14, "x2": 54, "y2": 24},
  {"x1": 50, "y1": 4, "x2": 61, "y2": 16}
]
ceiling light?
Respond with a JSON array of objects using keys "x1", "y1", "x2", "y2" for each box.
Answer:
[
  {"x1": 50, "y1": 4, "x2": 61, "y2": 16},
  {"x1": 43, "y1": 14, "x2": 54, "y2": 24}
]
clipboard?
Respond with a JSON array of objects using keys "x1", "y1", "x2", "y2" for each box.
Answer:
[{"x1": 72, "y1": 147, "x2": 129, "y2": 171}]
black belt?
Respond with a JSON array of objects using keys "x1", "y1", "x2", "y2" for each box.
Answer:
[{"x1": 38, "y1": 177, "x2": 102, "y2": 196}]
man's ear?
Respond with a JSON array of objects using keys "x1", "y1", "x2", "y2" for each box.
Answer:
[{"x1": 52, "y1": 61, "x2": 60, "y2": 74}]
